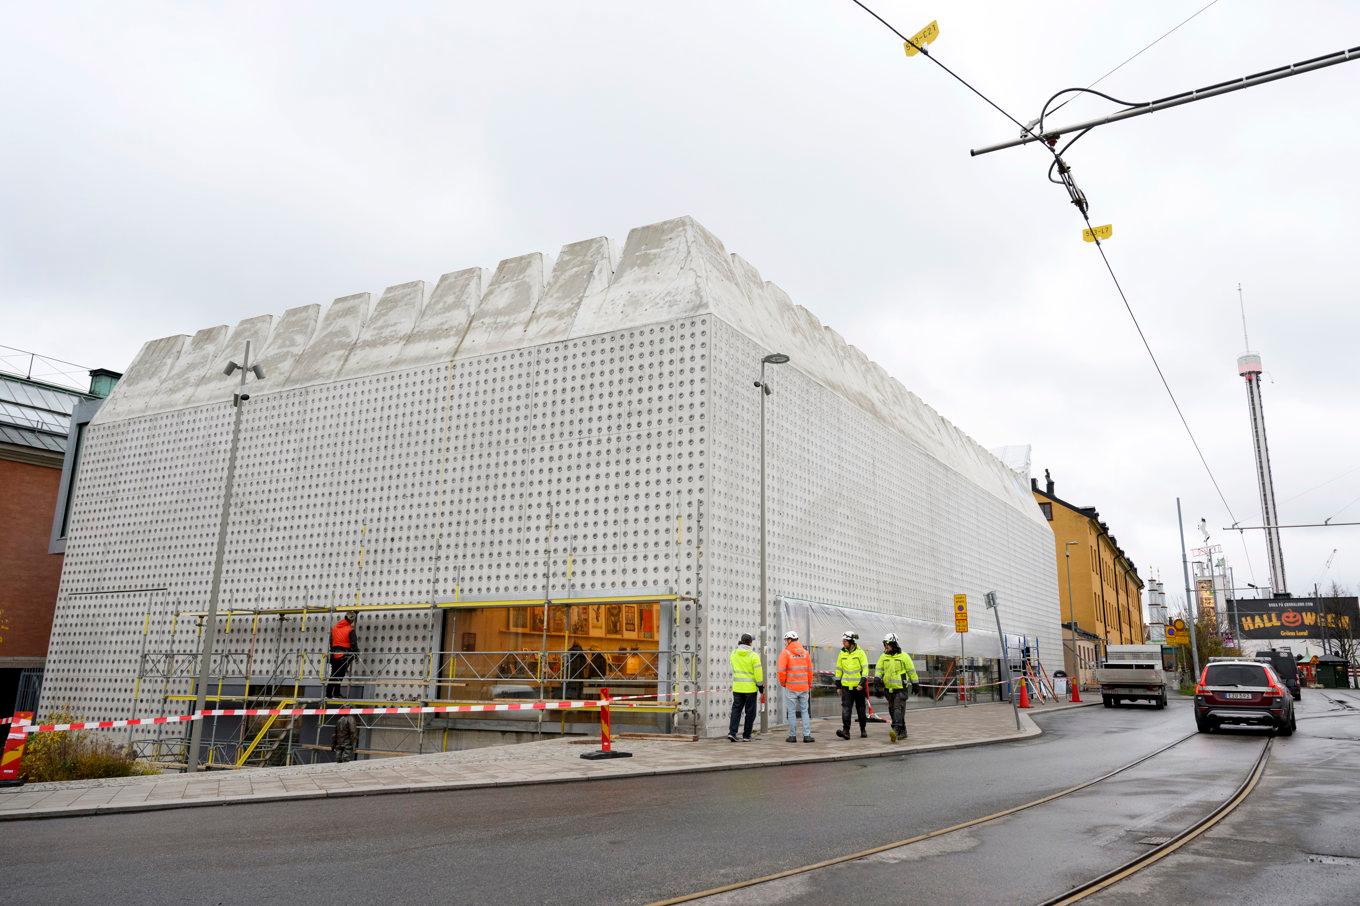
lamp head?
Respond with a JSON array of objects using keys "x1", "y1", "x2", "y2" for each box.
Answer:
[
  {"x1": 223, "y1": 361, "x2": 240, "y2": 377},
  {"x1": 762, "y1": 353, "x2": 790, "y2": 365}
]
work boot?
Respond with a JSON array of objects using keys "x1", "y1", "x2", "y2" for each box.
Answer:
[
  {"x1": 860, "y1": 728, "x2": 868, "y2": 738},
  {"x1": 836, "y1": 728, "x2": 850, "y2": 740},
  {"x1": 803, "y1": 736, "x2": 815, "y2": 743},
  {"x1": 785, "y1": 735, "x2": 797, "y2": 743}
]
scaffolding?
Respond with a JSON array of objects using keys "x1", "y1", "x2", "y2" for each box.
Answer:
[{"x1": 131, "y1": 593, "x2": 699, "y2": 769}]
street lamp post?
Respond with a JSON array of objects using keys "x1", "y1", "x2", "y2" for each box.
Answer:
[
  {"x1": 186, "y1": 342, "x2": 265, "y2": 772},
  {"x1": 754, "y1": 352, "x2": 789, "y2": 734},
  {"x1": 1064, "y1": 540, "x2": 1079, "y2": 692}
]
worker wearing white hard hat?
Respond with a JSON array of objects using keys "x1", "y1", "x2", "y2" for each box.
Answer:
[{"x1": 777, "y1": 630, "x2": 815, "y2": 743}]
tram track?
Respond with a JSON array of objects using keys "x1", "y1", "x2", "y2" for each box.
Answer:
[
  {"x1": 1041, "y1": 736, "x2": 1272, "y2": 904},
  {"x1": 652, "y1": 729, "x2": 1272, "y2": 906}
]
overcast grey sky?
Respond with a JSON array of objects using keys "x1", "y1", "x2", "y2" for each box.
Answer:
[{"x1": 3, "y1": 1, "x2": 1358, "y2": 610}]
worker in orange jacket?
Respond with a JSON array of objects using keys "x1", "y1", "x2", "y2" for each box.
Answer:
[
  {"x1": 777, "y1": 631, "x2": 815, "y2": 743},
  {"x1": 326, "y1": 611, "x2": 359, "y2": 699}
]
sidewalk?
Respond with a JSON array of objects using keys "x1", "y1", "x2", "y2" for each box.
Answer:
[{"x1": 0, "y1": 699, "x2": 1092, "y2": 821}]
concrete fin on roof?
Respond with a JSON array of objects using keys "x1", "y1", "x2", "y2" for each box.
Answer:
[
  {"x1": 397, "y1": 267, "x2": 485, "y2": 368},
  {"x1": 284, "y1": 293, "x2": 370, "y2": 389},
  {"x1": 574, "y1": 216, "x2": 745, "y2": 337},
  {"x1": 456, "y1": 253, "x2": 547, "y2": 360},
  {"x1": 727, "y1": 254, "x2": 786, "y2": 349},
  {"x1": 156, "y1": 325, "x2": 231, "y2": 411},
  {"x1": 528, "y1": 236, "x2": 617, "y2": 346},
  {"x1": 189, "y1": 315, "x2": 274, "y2": 406},
  {"x1": 340, "y1": 281, "x2": 426, "y2": 379},
  {"x1": 259, "y1": 305, "x2": 320, "y2": 387},
  {"x1": 91, "y1": 334, "x2": 187, "y2": 423},
  {"x1": 95, "y1": 214, "x2": 1039, "y2": 521}
]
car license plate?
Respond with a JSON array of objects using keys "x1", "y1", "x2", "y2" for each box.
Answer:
[{"x1": 1224, "y1": 692, "x2": 1253, "y2": 700}]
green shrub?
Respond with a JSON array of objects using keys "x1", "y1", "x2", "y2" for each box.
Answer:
[{"x1": 19, "y1": 711, "x2": 158, "y2": 783}]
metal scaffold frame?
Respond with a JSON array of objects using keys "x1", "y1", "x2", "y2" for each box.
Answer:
[{"x1": 132, "y1": 592, "x2": 700, "y2": 769}]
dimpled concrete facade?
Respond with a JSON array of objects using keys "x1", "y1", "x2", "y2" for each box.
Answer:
[{"x1": 42, "y1": 216, "x2": 1060, "y2": 737}]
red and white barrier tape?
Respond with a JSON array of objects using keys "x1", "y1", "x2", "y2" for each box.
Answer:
[
  {"x1": 14, "y1": 680, "x2": 1020, "y2": 735},
  {"x1": 916, "y1": 679, "x2": 1009, "y2": 691},
  {"x1": 14, "y1": 690, "x2": 734, "y2": 736}
]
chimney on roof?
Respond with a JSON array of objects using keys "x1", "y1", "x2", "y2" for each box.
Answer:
[
  {"x1": 1044, "y1": 468, "x2": 1054, "y2": 496},
  {"x1": 88, "y1": 368, "x2": 122, "y2": 399}
]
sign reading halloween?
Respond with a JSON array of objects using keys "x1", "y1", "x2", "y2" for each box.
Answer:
[{"x1": 1230, "y1": 596, "x2": 1359, "y2": 640}]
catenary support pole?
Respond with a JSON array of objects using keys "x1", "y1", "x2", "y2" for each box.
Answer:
[{"x1": 1177, "y1": 497, "x2": 1202, "y2": 681}]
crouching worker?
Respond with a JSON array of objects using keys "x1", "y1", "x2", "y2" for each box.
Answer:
[
  {"x1": 876, "y1": 633, "x2": 921, "y2": 742},
  {"x1": 332, "y1": 714, "x2": 358, "y2": 763}
]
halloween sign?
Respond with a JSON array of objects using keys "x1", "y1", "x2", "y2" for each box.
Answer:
[{"x1": 1231, "y1": 596, "x2": 1359, "y2": 640}]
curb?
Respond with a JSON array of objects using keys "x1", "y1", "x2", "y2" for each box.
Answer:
[{"x1": 0, "y1": 712, "x2": 1043, "y2": 822}]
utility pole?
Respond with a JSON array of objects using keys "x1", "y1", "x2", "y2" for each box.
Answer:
[
  {"x1": 1177, "y1": 498, "x2": 1201, "y2": 681},
  {"x1": 187, "y1": 342, "x2": 264, "y2": 772}
]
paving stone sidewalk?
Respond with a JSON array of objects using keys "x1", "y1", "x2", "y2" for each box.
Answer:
[{"x1": 0, "y1": 699, "x2": 1091, "y2": 821}]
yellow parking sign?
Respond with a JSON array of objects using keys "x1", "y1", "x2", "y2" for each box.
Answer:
[{"x1": 953, "y1": 593, "x2": 969, "y2": 633}]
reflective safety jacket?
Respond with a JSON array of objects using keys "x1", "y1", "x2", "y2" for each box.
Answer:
[
  {"x1": 777, "y1": 642, "x2": 814, "y2": 692},
  {"x1": 730, "y1": 645, "x2": 764, "y2": 693},
  {"x1": 835, "y1": 646, "x2": 870, "y2": 688},
  {"x1": 330, "y1": 618, "x2": 357, "y2": 653},
  {"x1": 876, "y1": 651, "x2": 919, "y2": 691}
]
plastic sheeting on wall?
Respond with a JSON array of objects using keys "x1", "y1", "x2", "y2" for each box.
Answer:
[{"x1": 778, "y1": 595, "x2": 1002, "y2": 667}]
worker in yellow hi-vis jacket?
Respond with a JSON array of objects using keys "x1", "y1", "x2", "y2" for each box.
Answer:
[
  {"x1": 728, "y1": 633, "x2": 764, "y2": 742},
  {"x1": 876, "y1": 633, "x2": 921, "y2": 742},
  {"x1": 835, "y1": 632, "x2": 870, "y2": 739}
]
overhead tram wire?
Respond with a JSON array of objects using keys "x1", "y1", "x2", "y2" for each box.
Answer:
[
  {"x1": 1044, "y1": 0, "x2": 1222, "y2": 119},
  {"x1": 846, "y1": 0, "x2": 1246, "y2": 530}
]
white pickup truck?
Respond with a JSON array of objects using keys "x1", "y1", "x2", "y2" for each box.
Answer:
[{"x1": 1094, "y1": 644, "x2": 1169, "y2": 709}]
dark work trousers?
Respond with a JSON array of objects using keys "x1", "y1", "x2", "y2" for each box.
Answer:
[
  {"x1": 326, "y1": 651, "x2": 355, "y2": 698},
  {"x1": 885, "y1": 689, "x2": 907, "y2": 734},
  {"x1": 729, "y1": 691, "x2": 758, "y2": 738},
  {"x1": 841, "y1": 686, "x2": 868, "y2": 732}
]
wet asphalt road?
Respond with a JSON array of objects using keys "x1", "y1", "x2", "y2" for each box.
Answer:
[
  {"x1": 2, "y1": 695, "x2": 1346, "y2": 905},
  {"x1": 1088, "y1": 688, "x2": 1360, "y2": 905}
]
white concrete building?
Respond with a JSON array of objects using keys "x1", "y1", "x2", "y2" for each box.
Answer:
[{"x1": 42, "y1": 216, "x2": 1060, "y2": 751}]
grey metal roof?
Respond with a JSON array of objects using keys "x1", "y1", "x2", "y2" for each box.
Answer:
[
  {"x1": 0, "y1": 373, "x2": 89, "y2": 454},
  {"x1": 0, "y1": 423, "x2": 66, "y2": 453}
]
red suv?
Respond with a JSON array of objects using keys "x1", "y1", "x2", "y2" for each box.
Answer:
[{"x1": 1194, "y1": 660, "x2": 1296, "y2": 735}]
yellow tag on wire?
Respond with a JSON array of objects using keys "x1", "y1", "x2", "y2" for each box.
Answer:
[
  {"x1": 903, "y1": 20, "x2": 939, "y2": 57},
  {"x1": 1082, "y1": 224, "x2": 1113, "y2": 242}
]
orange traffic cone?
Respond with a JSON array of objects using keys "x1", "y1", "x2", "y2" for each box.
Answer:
[
  {"x1": 1017, "y1": 678, "x2": 1032, "y2": 709},
  {"x1": 1070, "y1": 679, "x2": 1082, "y2": 703}
]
